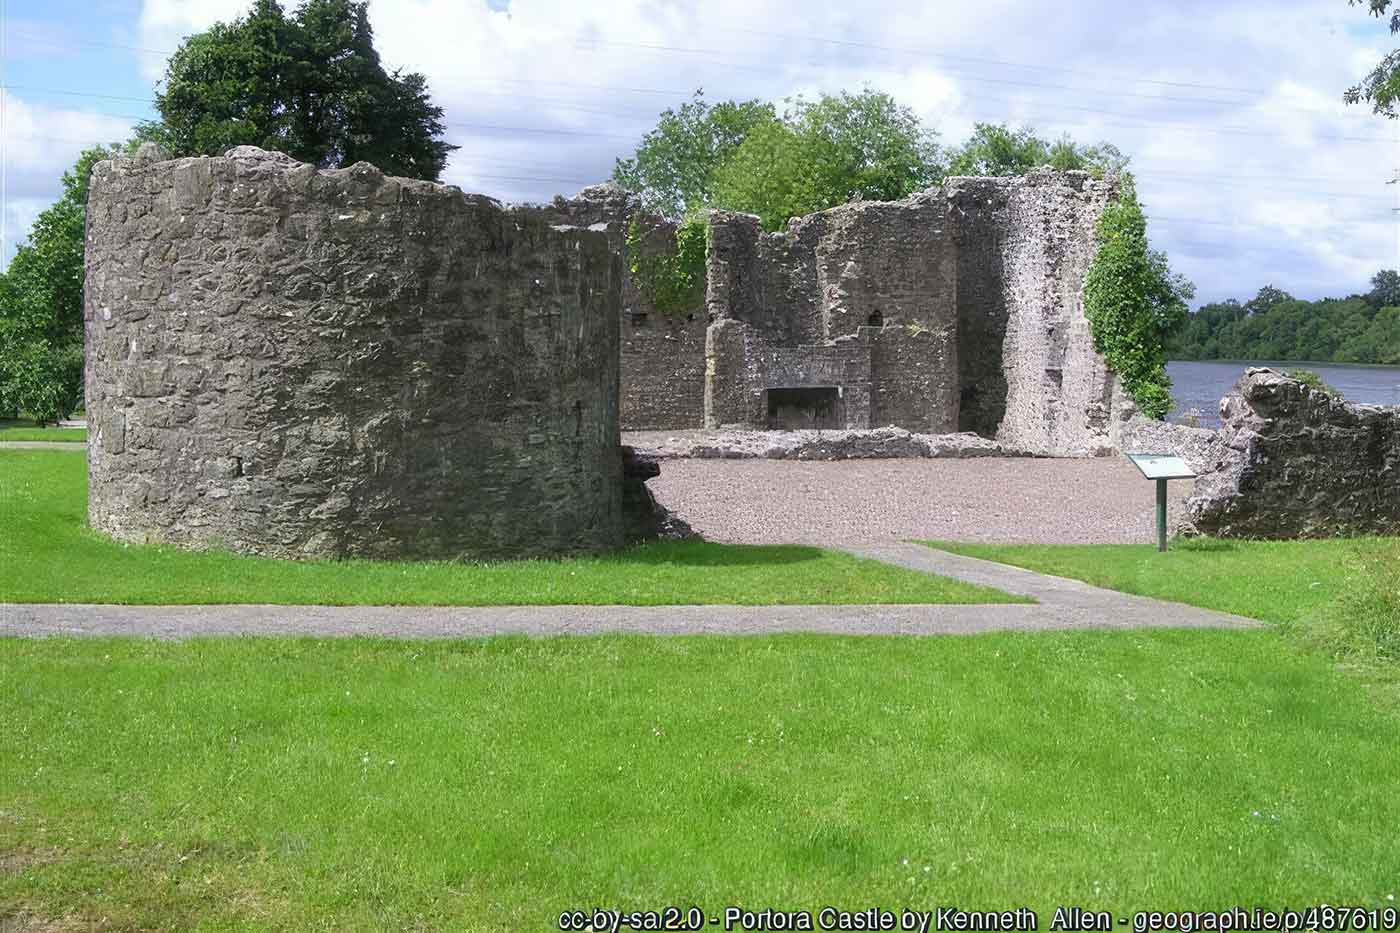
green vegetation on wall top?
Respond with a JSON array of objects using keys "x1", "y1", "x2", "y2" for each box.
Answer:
[{"x1": 1082, "y1": 177, "x2": 1194, "y2": 420}]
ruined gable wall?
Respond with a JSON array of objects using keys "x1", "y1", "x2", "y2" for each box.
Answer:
[
  {"x1": 85, "y1": 146, "x2": 625, "y2": 560},
  {"x1": 947, "y1": 169, "x2": 1119, "y2": 456},
  {"x1": 704, "y1": 195, "x2": 959, "y2": 433},
  {"x1": 536, "y1": 185, "x2": 706, "y2": 429}
]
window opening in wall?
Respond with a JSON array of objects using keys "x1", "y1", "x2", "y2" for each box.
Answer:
[{"x1": 867, "y1": 310, "x2": 884, "y2": 327}]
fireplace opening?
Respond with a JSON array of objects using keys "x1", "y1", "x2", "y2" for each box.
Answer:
[{"x1": 765, "y1": 386, "x2": 843, "y2": 429}]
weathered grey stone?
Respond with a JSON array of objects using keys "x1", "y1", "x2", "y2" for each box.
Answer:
[
  {"x1": 535, "y1": 186, "x2": 707, "y2": 430},
  {"x1": 947, "y1": 169, "x2": 1121, "y2": 455},
  {"x1": 85, "y1": 147, "x2": 633, "y2": 560},
  {"x1": 698, "y1": 170, "x2": 1120, "y2": 454},
  {"x1": 1112, "y1": 401, "x2": 1232, "y2": 477},
  {"x1": 704, "y1": 192, "x2": 959, "y2": 434},
  {"x1": 621, "y1": 445, "x2": 694, "y2": 539},
  {"x1": 626, "y1": 427, "x2": 1019, "y2": 461},
  {"x1": 1185, "y1": 368, "x2": 1400, "y2": 538}
]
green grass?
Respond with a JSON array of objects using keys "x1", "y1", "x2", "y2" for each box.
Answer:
[
  {"x1": 926, "y1": 537, "x2": 1389, "y2": 624},
  {"x1": 0, "y1": 419, "x2": 85, "y2": 442},
  {"x1": 927, "y1": 537, "x2": 1400, "y2": 665},
  {"x1": 3, "y1": 633, "x2": 1398, "y2": 928},
  {"x1": 0, "y1": 450, "x2": 1020, "y2": 606}
]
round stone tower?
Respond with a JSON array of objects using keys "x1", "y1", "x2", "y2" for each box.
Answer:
[{"x1": 84, "y1": 145, "x2": 625, "y2": 560}]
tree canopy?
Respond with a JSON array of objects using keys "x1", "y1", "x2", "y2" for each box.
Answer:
[
  {"x1": 1346, "y1": 0, "x2": 1400, "y2": 116},
  {"x1": 1168, "y1": 277, "x2": 1400, "y2": 365},
  {"x1": 614, "y1": 91, "x2": 1125, "y2": 231},
  {"x1": 611, "y1": 92, "x2": 777, "y2": 219},
  {"x1": 138, "y1": 0, "x2": 455, "y2": 180},
  {"x1": 709, "y1": 91, "x2": 943, "y2": 231},
  {"x1": 0, "y1": 145, "x2": 123, "y2": 423},
  {"x1": 945, "y1": 123, "x2": 1128, "y2": 177}
]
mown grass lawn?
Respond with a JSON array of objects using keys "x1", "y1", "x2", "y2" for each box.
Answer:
[
  {"x1": 927, "y1": 537, "x2": 1400, "y2": 662},
  {"x1": 3, "y1": 632, "x2": 1399, "y2": 929},
  {"x1": 0, "y1": 450, "x2": 1018, "y2": 606},
  {"x1": 925, "y1": 537, "x2": 1386, "y2": 625},
  {"x1": 0, "y1": 419, "x2": 85, "y2": 443}
]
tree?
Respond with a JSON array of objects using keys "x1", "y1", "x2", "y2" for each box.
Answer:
[
  {"x1": 1367, "y1": 268, "x2": 1400, "y2": 306},
  {"x1": 615, "y1": 89, "x2": 940, "y2": 227},
  {"x1": 1345, "y1": 0, "x2": 1400, "y2": 116},
  {"x1": 1244, "y1": 285, "x2": 1293, "y2": 316},
  {"x1": 0, "y1": 145, "x2": 123, "y2": 423},
  {"x1": 612, "y1": 91, "x2": 777, "y2": 218},
  {"x1": 947, "y1": 124, "x2": 1127, "y2": 177},
  {"x1": 707, "y1": 90, "x2": 941, "y2": 231},
  {"x1": 1082, "y1": 177, "x2": 1193, "y2": 419},
  {"x1": 782, "y1": 90, "x2": 943, "y2": 204},
  {"x1": 139, "y1": 0, "x2": 455, "y2": 181}
]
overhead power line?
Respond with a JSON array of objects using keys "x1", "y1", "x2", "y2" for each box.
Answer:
[
  {"x1": 569, "y1": 36, "x2": 1366, "y2": 120},
  {"x1": 9, "y1": 80, "x2": 1396, "y2": 149},
  {"x1": 2, "y1": 25, "x2": 1375, "y2": 122},
  {"x1": 709, "y1": 26, "x2": 1274, "y2": 97}
]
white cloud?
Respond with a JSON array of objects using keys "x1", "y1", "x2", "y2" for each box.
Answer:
[
  {"x1": 92, "y1": 0, "x2": 1400, "y2": 302},
  {"x1": 1, "y1": 91, "x2": 134, "y2": 263}
]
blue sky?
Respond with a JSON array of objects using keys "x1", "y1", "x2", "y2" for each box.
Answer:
[{"x1": 3, "y1": 0, "x2": 1399, "y2": 306}]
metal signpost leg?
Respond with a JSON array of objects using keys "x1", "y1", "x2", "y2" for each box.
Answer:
[
  {"x1": 1126, "y1": 454, "x2": 1194, "y2": 554},
  {"x1": 1156, "y1": 478, "x2": 1168, "y2": 552}
]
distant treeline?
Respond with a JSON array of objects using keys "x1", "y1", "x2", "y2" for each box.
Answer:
[{"x1": 1168, "y1": 272, "x2": 1400, "y2": 365}]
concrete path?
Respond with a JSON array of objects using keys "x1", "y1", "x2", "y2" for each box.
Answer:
[
  {"x1": 0, "y1": 441, "x2": 84, "y2": 449},
  {"x1": 0, "y1": 545, "x2": 1255, "y2": 639}
]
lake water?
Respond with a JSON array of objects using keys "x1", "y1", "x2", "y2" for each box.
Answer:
[{"x1": 1167, "y1": 359, "x2": 1400, "y2": 427}]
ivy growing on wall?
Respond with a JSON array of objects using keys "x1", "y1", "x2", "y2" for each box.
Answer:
[
  {"x1": 626, "y1": 213, "x2": 708, "y2": 316},
  {"x1": 1082, "y1": 177, "x2": 1193, "y2": 420}
]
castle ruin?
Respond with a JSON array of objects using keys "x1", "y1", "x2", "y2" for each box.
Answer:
[
  {"x1": 83, "y1": 145, "x2": 1131, "y2": 561},
  {"x1": 547, "y1": 169, "x2": 1123, "y2": 457}
]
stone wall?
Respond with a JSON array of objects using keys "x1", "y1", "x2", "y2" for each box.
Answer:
[
  {"x1": 703, "y1": 193, "x2": 960, "y2": 434},
  {"x1": 85, "y1": 145, "x2": 628, "y2": 560},
  {"x1": 701, "y1": 172, "x2": 1115, "y2": 451},
  {"x1": 947, "y1": 170, "x2": 1120, "y2": 456},
  {"x1": 538, "y1": 184, "x2": 706, "y2": 430},
  {"x1": 1185, "y1": 368, "x2": 1400, "y2": 538}
]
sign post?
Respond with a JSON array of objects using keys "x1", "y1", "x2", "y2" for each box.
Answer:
[{"x1": 1125, "y1": 453, "x2": 1197, "y2": 552}]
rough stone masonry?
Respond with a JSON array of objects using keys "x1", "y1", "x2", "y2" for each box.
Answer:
[
  {"x1": 551, "y1": 170, "x2": 1121, "y2": 456},
  {"x1": 84, "y1": 144, "x2": 641, "y2": 560},
  {"x1": 1185, "y1": 368, "x2": 1400, "y2": 538}
]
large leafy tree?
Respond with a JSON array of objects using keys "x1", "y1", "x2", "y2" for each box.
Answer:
[
  {"x1": 0, "y1": 145, "x2": 122, "y2": 423},
  {"x1": 711, "y1": 91, "x2": 943, "y2": 230},
  {"x1": 612, "y1": 91, "x2": 777, "y2": 218},
  {"x1": 947, "y1": 123, "x2": 1127, "y2": 177},
  {"x1": 1367, "y1": 268, "x2": 1400, "y2": 306},
  {"x1": 139, "y1": 0, "x2": 455, "y2": 180},
  {"x1": 1346, "y1": 0, "x2": 1400, "y2": 115}
]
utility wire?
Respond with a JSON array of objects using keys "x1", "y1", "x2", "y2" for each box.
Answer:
[
  {"x1": 4, "y1": 27, "x2": 1376, "y2": 121},
  {"x1": 709, "y1": 26, "x2": 1275, "y2": 96},
  {"x1": 11, "y1": 81, "x2": 1396, "y2": 148}
]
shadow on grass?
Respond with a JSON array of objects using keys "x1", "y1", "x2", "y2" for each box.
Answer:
[{"x1": 614, "y1": 539, "x2": 828, "y2": 568}]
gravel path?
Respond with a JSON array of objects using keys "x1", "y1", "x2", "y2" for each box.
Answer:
[
  {"x1": 0, "y1": 545, "x2": 1254, "y2": 638},
  {"x1": 650, "y1": 457, "x2": 1190, "y2": 545}
]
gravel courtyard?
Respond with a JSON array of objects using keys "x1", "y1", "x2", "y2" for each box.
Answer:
[{"x1": 648, "y1": 457, "x2": 1191, "y2": 546}]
